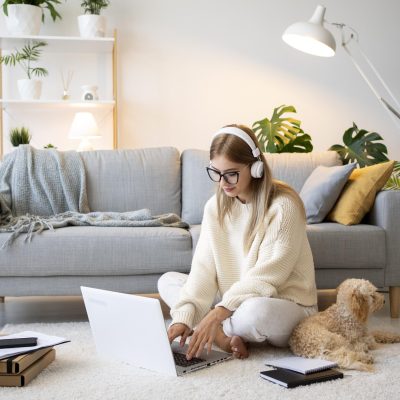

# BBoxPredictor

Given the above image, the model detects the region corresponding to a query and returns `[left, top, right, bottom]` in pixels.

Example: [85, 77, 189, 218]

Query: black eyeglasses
[206, 167, 240, 185]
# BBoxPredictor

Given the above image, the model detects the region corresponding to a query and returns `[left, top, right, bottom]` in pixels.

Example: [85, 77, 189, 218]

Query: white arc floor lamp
[282, 4, 400, 129]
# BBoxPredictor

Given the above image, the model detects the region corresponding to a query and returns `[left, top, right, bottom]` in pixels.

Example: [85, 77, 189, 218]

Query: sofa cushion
[327, 161, 396, 225]
[81, 147, 181, 216]
[307, 223, 385, 268]
[181, 150, 342, 224]
[264, 151, 342, 192]
[299, 163, 357, 224]
[0, 226, 193, 276]
[189, 222, 385, 269]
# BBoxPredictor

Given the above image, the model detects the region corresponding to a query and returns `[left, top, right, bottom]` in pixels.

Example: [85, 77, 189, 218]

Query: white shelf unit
[0, 99, 115, 109]
[0, 32, 118, 157]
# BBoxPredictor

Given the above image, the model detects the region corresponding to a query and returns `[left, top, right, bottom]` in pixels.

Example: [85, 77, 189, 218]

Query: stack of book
[0, 330, 69, 387]
[0, 347, 56, 387]
[260, 356, 344, 389]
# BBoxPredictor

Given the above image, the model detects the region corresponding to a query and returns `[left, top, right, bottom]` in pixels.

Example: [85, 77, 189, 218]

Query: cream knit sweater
[170, 193, 318, 329]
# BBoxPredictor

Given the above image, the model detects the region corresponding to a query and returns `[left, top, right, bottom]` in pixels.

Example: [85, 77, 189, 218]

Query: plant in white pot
[78, 0, 110, 38]
[9, 126, 32, 147]
[2, 0, 62, 36]
[0, 41, 48, 100]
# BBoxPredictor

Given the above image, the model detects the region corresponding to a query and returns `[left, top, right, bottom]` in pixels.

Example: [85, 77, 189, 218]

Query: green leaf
[0, 41, 48, 80]
[252, 104, 313, 153]
[9, 126, 31, 146]
[31, 67, 48, 77]
[383, 161, 400, 190]
[328, 122, 388, 167]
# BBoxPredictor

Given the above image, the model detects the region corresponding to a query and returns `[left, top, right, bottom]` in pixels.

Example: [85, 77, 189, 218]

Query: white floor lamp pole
[333, 23, 400, 129]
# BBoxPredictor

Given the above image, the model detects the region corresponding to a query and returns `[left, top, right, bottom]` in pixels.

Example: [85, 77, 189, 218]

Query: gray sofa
[0, 147, 399, 317]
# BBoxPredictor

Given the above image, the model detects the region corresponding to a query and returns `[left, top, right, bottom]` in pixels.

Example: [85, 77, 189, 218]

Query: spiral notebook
[264, 356, 338, 374]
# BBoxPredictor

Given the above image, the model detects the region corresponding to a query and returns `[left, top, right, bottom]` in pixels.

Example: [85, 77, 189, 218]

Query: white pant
[158, 271, 318, 347]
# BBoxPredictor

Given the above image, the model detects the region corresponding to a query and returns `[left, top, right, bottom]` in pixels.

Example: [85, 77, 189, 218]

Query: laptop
[81, 286, 232, 376]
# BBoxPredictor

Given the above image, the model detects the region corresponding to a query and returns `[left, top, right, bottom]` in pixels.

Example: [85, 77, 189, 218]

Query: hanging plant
[252, 105, 313, 153]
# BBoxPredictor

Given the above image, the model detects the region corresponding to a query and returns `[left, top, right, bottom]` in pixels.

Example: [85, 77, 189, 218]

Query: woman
[158, 124, 318, 360]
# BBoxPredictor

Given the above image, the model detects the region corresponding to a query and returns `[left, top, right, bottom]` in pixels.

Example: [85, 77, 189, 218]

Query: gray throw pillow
[300, 163, 357, 224]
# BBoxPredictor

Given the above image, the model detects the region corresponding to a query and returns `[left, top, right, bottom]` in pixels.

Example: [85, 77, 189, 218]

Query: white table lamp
[282, 5, 400, 129]
[69, 112, 100, 151]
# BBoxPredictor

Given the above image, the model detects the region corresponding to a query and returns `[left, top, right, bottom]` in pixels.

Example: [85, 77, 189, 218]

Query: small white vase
[5, 4, 42, 36]
[17, 79, 42, 100]
[78, 14, 106, 38]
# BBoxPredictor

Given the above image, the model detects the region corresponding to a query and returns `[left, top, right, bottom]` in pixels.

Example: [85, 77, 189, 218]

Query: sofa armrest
[367, 190, 400, 286]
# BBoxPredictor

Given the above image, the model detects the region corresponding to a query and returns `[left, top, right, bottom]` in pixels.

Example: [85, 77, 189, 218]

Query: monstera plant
[328, 123, 389, 167]
[329, 123, 399, 190]
[252, 105, 313, 153]
[252, 106, 399, 189]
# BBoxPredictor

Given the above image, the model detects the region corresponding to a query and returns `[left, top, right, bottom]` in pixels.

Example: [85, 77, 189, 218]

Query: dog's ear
[351, 290, 369, 322]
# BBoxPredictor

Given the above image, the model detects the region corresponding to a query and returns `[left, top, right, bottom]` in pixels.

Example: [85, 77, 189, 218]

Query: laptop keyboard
[173, 352, 205, 367]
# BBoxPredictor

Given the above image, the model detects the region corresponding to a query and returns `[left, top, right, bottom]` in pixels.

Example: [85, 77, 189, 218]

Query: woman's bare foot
[214, 325, 249, 359]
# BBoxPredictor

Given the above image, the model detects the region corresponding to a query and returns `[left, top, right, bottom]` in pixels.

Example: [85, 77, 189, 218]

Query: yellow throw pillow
[327, 160, 395, 225]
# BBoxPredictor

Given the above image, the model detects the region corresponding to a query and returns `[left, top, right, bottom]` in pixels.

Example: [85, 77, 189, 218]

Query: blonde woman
[158, 125, 318, 360]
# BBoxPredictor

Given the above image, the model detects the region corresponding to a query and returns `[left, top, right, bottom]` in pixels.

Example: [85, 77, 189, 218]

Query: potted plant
[252, 105, 313, 153]
[2, 1, 62, 36]
[0, 41, 48, 100]
[328, 122, 389, 167]
[9, 127, 31, 147]
[78, 0, 110, 38]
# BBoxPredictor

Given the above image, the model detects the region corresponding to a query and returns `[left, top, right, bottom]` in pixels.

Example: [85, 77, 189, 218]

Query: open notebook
[265, 356, 338, 374]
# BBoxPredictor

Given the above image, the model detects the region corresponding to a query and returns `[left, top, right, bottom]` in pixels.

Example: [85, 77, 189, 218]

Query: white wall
[1, 0, 400, 159]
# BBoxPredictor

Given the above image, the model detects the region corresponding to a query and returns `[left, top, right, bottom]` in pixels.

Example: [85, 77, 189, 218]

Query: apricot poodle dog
[289, 278, 400, 371]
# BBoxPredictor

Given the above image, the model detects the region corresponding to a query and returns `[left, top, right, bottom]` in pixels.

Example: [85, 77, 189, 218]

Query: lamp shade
[68, 112, 100, 139]
[282, 5, 336, 57]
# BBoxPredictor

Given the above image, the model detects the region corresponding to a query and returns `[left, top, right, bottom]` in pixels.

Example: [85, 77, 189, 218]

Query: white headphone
[212, 127, 264, 178]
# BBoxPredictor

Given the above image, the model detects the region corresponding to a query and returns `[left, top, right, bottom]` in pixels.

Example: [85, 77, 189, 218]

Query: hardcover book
[0, 347, 53, 374]
[259, 368, 344, 388]
[0, 349, 55, 387]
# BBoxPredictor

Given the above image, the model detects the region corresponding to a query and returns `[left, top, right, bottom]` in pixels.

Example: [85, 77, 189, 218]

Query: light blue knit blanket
[0, 145, 189, 249]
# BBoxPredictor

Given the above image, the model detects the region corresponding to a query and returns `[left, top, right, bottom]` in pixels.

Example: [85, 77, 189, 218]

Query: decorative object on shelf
[0, 40, 48, 100]
[68, 111, 101, 151]
[9, 126, 31, 147]
[329, 122, 389, 168]
[81, 84, 99, 101]
[2, 1, 62, 36]
[282, 4, 400, 131]
[78, 0, 110, 38]
[44, 143, 57, 149]
[61, 69, 74, 100]
[252, 105, 313, 153]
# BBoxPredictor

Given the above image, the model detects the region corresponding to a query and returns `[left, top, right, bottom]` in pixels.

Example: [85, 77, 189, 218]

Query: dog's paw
[358, 362, 375, 372]
[360, 353, 374, 364]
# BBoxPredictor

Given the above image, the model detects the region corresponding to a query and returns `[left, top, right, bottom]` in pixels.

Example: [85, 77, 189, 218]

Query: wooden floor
[0, 291, 399, 330]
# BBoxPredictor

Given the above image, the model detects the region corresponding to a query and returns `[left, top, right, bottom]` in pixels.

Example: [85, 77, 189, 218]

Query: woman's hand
[186, 307, 232, 360]
[167, 323, 193, 346]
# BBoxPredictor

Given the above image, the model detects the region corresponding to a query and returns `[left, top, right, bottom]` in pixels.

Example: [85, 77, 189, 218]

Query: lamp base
[77, 137, 94, 152]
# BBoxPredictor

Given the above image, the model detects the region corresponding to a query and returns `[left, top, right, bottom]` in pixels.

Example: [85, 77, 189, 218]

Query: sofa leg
[0, 297, 4, 303]
[389, 287, 400, 318]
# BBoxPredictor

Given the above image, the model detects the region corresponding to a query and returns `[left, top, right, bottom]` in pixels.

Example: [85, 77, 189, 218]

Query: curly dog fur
[289, 279, 400, 371]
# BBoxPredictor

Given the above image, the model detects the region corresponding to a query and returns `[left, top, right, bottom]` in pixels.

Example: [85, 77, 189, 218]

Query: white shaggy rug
[1, 321, 400, 400]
